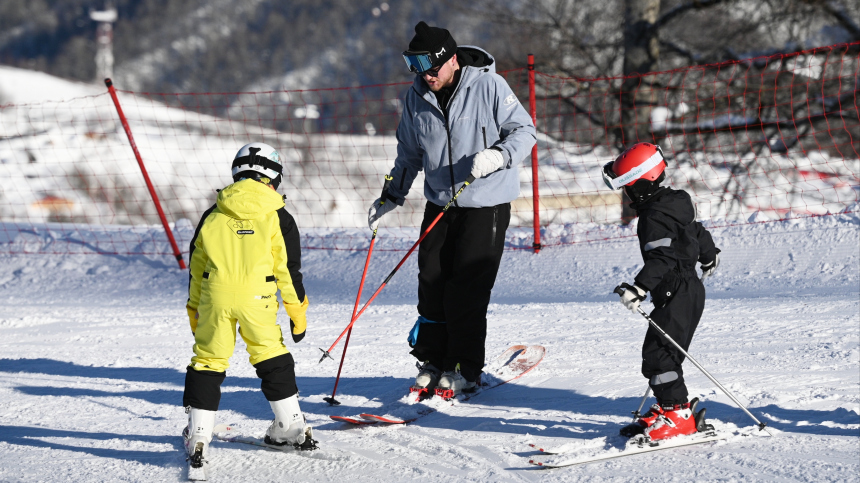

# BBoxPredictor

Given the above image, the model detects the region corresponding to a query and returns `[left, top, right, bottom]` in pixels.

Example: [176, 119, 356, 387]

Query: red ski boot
[619, 404, 664, 437]
[644, 402, 697, 441]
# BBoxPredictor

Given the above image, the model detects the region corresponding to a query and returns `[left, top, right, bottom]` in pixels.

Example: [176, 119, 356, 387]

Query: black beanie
[407, 21, 457, 67]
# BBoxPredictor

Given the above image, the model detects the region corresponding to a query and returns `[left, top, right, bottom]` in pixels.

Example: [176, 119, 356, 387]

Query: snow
[1, 63, 858, 482]
[0, 211, 858, 482]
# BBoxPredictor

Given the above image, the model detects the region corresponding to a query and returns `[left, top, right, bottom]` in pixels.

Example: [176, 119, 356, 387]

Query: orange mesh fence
[0, 42, 857, 260]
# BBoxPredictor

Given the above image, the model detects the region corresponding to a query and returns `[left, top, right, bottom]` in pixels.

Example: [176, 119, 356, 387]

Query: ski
[359, 413, 414, 424]
[329, 345, 545, 426]
[184, 424, 230, 481]
[214, 426, 319, 452]
[529, 430, 728, 468]
[186, 452, 207, 481]
[330, 415, 377, 425]
[528, 443, 563, 455]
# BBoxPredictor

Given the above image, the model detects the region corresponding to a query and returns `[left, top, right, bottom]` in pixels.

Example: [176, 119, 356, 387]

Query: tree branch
[650, 0, 733, 34]
[820, 0, 860, 40]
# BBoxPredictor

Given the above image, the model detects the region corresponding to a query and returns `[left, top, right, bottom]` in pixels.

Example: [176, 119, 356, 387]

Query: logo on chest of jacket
[229, 219, 255, 238]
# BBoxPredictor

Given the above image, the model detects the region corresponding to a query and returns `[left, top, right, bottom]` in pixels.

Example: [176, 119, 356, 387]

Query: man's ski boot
[435, 366, 478, 400]
[183, 407, 216, 472]
[410, 361, 441, 399]
[264, 394, 319, 450]
[643, 401, 699, 441]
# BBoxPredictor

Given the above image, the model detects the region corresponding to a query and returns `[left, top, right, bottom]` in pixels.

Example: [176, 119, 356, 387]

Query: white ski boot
[410, 361, 441, 397]
[435, 366, 478, 399]
[265, 394, 318, 450]
[183, 407, 216, 477]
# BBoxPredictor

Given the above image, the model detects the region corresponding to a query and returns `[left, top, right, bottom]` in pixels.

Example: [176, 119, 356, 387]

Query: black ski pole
[632, 386, 652, 420]
[614, 285, 772, 435]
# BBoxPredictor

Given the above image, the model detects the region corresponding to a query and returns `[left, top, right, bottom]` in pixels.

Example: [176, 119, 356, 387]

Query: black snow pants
[182, 353, 298, 410]
[641, 270, 705, 405]
[410, 200, 510, 382]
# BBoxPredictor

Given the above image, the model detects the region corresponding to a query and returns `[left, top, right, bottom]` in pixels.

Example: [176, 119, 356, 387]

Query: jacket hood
[457, 45, 495, 72]
[635, 188, 696, 225]
[216, 179, 285, 219]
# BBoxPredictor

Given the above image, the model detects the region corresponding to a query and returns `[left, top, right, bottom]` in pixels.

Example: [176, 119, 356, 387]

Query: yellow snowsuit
[186, 179, 308, 373]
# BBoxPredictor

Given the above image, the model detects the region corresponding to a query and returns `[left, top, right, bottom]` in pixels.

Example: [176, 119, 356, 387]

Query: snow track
[0, 215, 857, 481]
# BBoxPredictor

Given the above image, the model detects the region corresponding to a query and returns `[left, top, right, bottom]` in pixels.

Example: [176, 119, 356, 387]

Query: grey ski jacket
[385, 46, 536, 208]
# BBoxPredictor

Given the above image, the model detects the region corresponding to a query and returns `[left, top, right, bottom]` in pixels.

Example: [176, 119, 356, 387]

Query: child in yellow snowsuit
[182, 143, 316, 470]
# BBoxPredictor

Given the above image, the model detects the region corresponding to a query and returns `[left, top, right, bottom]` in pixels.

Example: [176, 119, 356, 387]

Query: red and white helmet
[602, 143, 667, 190]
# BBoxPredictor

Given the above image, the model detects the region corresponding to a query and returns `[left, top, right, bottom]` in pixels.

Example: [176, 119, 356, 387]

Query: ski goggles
[402, 51, 439, 76]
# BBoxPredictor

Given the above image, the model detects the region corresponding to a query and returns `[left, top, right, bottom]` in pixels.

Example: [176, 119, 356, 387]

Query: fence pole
[104, 78, 186, 269]
[527, 54, 541, 253]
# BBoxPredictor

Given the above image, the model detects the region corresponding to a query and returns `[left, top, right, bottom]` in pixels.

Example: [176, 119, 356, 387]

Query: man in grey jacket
[368, 21, 536, 398]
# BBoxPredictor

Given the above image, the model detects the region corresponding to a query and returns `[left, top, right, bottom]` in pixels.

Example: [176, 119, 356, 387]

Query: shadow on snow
[2, 358, 857, 455]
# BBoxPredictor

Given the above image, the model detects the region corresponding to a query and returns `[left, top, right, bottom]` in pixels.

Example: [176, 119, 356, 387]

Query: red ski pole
[318, 175, 475, 363]
[323, 228, 377, 406]
[322, 176, 393, 406]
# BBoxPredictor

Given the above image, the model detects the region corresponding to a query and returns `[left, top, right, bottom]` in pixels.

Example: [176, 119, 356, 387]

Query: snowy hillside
[0, 210, 857, 482]
[3, 65, 857, 249]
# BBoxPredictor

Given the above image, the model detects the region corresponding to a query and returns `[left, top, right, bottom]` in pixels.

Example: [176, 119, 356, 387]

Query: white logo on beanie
[435, 47, 446, 58]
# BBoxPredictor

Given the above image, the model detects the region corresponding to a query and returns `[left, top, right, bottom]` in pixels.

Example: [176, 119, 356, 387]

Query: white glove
[471, 148, 505, 179]
[367, 197, 398, 230]
[701, 251, 720, 278]
[618, 283, 647, 312]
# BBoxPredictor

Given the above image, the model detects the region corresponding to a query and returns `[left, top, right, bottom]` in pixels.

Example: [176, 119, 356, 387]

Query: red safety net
[0, 42, 857, 260]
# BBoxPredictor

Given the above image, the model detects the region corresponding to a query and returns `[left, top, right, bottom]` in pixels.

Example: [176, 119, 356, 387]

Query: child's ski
[529, 430, 728, 468]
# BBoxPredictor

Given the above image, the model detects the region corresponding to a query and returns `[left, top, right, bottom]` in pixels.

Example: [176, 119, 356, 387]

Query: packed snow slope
[0, 213, 858, 482]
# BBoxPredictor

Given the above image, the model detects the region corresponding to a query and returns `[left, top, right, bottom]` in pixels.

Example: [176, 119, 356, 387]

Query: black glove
[290, 319, 305, 343]
[701, 248, 721, 278]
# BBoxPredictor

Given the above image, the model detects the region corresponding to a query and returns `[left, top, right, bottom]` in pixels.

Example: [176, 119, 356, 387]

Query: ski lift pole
[613, 285, 772, 435]
[319, 175, 476, 363]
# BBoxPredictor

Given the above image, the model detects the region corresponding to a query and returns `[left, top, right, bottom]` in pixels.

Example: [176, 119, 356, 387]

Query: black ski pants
[410, 201, 510, 382]
[641, 271, 705, 405]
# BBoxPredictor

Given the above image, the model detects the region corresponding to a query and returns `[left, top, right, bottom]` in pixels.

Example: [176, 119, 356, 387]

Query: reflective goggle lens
[402, 52, 434, 74]
[602, 161, 619, 190]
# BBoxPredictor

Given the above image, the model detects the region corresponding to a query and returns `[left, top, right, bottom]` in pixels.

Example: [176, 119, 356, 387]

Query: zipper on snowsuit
[414, 73, 468, 208]
[445, 110, 456, 207]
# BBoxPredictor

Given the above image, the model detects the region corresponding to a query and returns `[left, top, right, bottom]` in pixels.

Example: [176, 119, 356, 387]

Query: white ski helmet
[231, 142, 283, 189]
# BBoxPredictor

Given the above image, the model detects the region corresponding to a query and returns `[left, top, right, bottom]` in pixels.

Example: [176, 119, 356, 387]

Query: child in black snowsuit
[602, 142, 721, 441]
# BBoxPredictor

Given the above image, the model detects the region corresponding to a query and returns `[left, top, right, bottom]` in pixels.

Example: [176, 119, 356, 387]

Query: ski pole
[323, 176, 392, 405]
[319, 175, 476, 363]
[632, 386, 652, 420]
[613, 286, 772, 435]
[323, 228, 377, 406]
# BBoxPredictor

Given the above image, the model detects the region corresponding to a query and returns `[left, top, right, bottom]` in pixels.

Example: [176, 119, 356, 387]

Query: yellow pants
[189, 289, 288, 372]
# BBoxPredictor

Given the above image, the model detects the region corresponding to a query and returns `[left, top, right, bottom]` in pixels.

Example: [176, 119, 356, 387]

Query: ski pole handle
[613, 285, 626, 297]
